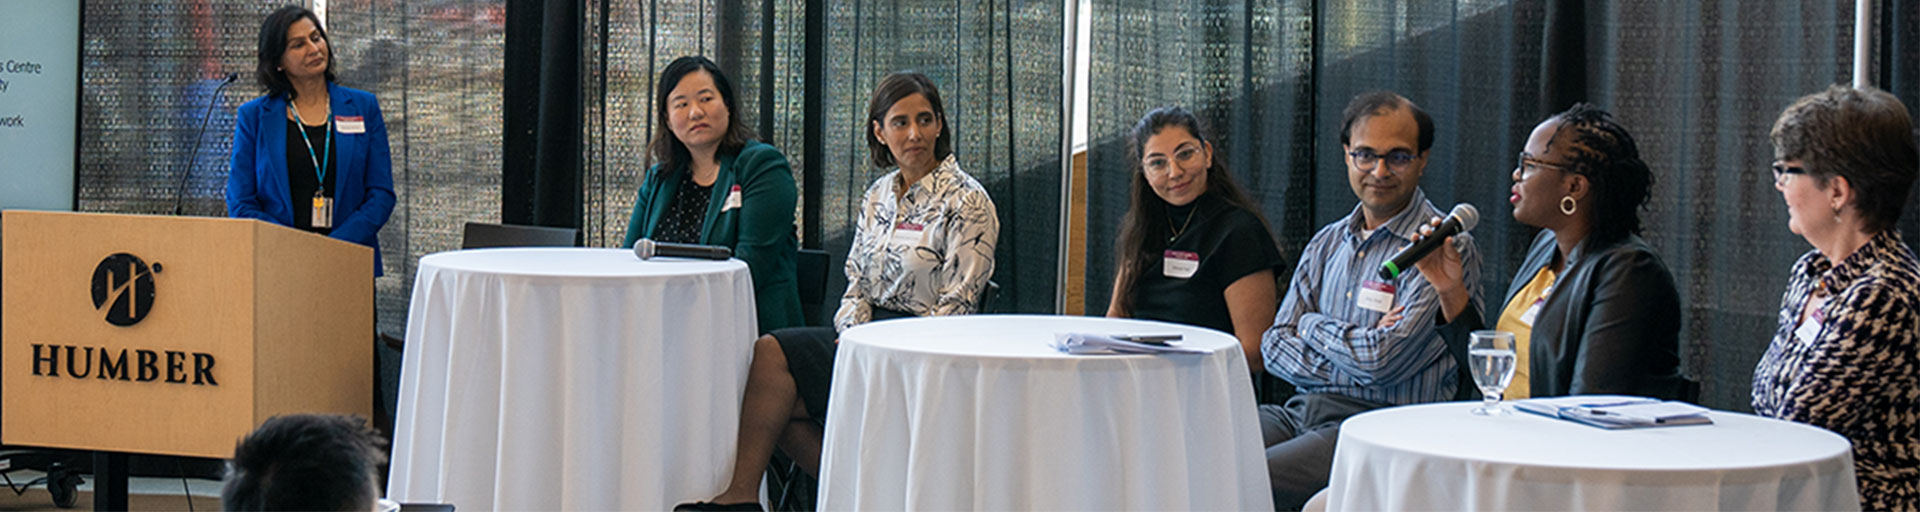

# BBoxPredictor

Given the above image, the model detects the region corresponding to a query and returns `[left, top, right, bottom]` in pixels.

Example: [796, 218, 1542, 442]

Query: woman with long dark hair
[1107, 106, 1285, 373]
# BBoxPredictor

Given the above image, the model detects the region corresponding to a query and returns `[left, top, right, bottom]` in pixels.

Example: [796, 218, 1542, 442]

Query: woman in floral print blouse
[1751, 85, 1919, 511]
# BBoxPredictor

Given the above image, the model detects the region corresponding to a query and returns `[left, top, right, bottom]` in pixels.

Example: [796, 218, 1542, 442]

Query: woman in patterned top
[1751, 85, 1919, 511]
[677, 71, 998, 512]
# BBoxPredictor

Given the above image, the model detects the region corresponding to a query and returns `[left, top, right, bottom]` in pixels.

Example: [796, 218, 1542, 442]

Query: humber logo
[90, 253, 161, 326]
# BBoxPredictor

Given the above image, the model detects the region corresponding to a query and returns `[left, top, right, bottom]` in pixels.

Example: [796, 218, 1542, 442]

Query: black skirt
[772, 306, 913, 420]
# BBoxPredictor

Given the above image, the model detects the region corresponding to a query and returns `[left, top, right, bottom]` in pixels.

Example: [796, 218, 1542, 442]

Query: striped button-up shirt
[1263, 188, 1483, 406]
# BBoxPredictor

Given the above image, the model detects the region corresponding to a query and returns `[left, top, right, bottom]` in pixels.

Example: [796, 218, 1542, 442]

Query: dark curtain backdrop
[582, 0, 1063, 315]
[1088, 0, 1880, 411]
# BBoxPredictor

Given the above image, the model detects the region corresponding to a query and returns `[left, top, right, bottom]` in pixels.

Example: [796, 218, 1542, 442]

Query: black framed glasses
[1517, 152, 1577, 179]
[1348, 149, 1419, 173]
[1771, 162, 1807, 186]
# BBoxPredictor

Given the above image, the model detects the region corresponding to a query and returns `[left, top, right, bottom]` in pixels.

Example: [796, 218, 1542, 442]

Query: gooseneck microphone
[633, 238, 733, 261]
[1378, 203, 1479, 280]
[173, 73, 239, 216]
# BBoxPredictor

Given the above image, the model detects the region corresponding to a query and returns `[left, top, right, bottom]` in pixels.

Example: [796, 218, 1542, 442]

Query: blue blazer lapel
[329, 83, 363, 190]
[260, 97, 293, 224]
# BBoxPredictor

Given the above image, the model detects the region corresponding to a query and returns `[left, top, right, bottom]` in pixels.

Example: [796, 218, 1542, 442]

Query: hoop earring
[1559, 196, 1577, 216]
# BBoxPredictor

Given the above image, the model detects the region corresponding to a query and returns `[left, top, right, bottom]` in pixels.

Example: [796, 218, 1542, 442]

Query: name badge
[335, 115, 366, 134]
[1793, 295, 1830, 346]
[722, 185, 743, 212]
[1518, 284, 1553, 327]
[1162, 250, 1199, 279]
[1356, 280, 1396, 313]
[311, 193, 333, 229]
[890, 221, 924, 247]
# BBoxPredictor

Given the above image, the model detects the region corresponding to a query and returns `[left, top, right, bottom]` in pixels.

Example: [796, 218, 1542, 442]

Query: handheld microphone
[1378, 203, 1479, 280]
[172, 73, 239, 216]
[633, 238, 733, 261]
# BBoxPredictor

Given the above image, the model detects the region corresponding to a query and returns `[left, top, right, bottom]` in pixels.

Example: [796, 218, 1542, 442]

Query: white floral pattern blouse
[834, 154, 999, 332]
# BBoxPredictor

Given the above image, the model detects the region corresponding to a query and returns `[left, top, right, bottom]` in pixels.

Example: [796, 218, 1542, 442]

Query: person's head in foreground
[223, 414, 387, 511]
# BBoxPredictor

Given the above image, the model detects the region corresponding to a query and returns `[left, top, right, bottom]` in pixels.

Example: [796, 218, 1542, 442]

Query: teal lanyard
[288, 100, 332, 194]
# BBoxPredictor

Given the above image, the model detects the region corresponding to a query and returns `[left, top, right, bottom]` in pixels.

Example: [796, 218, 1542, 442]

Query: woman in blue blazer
[229, 6, 395, 276]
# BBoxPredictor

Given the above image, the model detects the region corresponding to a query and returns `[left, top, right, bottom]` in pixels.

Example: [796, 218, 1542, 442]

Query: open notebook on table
[1512, 395, 1713, 429]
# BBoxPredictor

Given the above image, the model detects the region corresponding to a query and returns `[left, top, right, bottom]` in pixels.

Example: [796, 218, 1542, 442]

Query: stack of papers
[1050, 333, 1213, 355]
[1512, 395, 1714, 429]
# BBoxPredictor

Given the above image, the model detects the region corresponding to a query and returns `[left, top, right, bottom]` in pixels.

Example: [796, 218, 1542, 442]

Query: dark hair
[1545, 103, 1654, 245]
[255, 5, 336, 100]
[222, 414, 386, 512]
[1339, 91, 1435, 152]
[1111, 106, 1275, 315]
[1770, 85, 1920, 234]
[865, 71, 954, 168]
[647, 56, 756, 173]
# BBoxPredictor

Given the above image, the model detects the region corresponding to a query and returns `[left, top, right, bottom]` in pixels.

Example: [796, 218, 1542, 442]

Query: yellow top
[1494, 265, 1557, 399]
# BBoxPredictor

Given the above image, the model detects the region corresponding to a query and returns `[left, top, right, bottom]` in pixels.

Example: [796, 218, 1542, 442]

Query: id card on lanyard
[291, 102, 334, 229]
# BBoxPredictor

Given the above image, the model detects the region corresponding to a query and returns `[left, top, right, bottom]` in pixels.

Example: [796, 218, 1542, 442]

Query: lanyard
[289, 101, 333, 194]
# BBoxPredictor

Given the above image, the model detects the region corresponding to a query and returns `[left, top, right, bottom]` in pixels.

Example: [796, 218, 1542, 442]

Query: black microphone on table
[172, 73, 239, 216]
[633, 238, 733, 260]
[1378, 203, 1480, 281]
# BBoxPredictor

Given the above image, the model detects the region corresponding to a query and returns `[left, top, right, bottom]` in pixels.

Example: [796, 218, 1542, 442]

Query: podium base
[90, 452, 126, 512]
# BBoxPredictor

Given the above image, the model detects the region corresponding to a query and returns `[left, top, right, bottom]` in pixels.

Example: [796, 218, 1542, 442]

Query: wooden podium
[1, 211, 373, 464]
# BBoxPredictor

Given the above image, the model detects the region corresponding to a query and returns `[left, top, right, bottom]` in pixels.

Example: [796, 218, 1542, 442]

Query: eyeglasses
[1517, 152, 1576, 179]
[1143, 144, 1205, 176]
[1348, 149, 1419, 173]
[1771, 162, 1807, 186]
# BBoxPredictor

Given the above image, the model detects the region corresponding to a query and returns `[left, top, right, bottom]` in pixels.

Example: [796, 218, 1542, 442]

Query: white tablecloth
[818, 315, 1272, 511]
[1327, 402, 1859, 511]
[387, 248, 758, 511]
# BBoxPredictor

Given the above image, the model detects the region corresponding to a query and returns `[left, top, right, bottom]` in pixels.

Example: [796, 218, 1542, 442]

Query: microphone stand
[172, 73, 238, 216]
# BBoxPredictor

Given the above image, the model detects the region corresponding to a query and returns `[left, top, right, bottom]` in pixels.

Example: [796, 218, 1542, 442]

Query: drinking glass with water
[1468, 330, 1517, 415]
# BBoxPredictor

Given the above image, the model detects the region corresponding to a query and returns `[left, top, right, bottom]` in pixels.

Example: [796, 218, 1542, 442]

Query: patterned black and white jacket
[833, 155, 999, 332]
[1752, 230, 1919, 511]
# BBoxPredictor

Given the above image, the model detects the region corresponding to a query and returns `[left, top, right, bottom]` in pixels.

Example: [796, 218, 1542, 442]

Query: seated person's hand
[1410, 216, 1465, 291]
[1410, 216, 1470, 323]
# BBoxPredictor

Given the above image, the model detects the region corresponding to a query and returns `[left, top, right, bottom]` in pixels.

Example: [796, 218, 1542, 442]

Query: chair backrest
[796, 249, 832, 327]
[461, 222, 578, 249]
[976, 280, 1001, 314]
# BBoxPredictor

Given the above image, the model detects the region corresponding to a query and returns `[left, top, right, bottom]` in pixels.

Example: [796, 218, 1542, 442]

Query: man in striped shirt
[1258, 91, 1485, 510]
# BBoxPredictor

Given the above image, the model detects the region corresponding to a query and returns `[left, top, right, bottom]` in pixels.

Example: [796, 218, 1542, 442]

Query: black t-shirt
[1128, 193, 1286, 335]
[654, 169, 712, 244]
[285, 118, 338, 235]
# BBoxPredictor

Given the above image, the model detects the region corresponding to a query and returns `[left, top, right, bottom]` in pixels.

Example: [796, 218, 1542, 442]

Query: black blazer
[1446, 230, 1685, 399]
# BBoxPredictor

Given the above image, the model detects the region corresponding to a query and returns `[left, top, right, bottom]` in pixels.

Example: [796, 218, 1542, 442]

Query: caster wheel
[47, 463, 82, 509]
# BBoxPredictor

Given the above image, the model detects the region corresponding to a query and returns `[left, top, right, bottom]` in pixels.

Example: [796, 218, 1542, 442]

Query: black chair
[976, 280, 1001, 314]
[380, 222, 580, 351]
[796, 249, 832, 327]
[459, 221, 579, 250]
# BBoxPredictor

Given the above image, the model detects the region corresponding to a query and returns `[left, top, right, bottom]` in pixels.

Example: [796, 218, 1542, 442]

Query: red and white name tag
[889, 221, 925, 247]
[722, 184, 743, 212]
[335, 115, 366, 134]
[1162, 250, 1199, 278]
[1356, 280, 1396, 313]
[1794, 295, 1830, 346]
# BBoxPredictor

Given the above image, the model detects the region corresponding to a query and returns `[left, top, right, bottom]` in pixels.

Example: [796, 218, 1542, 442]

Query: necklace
[1168, 207, 1196, 243]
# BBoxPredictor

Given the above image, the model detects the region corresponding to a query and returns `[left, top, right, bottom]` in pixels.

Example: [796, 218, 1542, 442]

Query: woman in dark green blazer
[622, 56, 803, 333]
